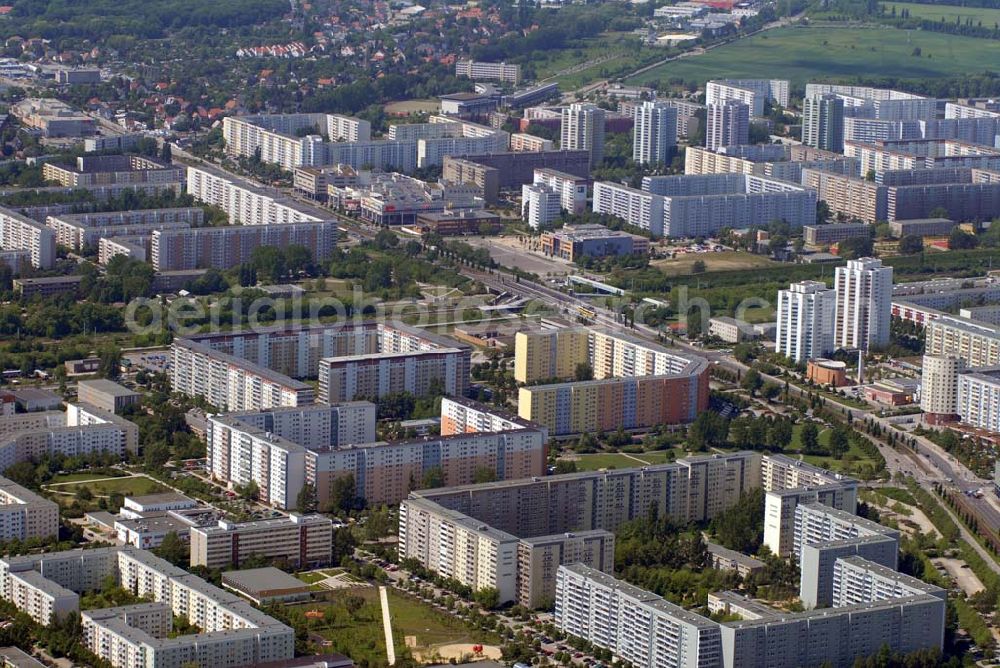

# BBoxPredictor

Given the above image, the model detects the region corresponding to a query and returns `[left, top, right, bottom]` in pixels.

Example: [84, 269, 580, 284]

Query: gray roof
[221, 566, 311, 595]
[77, 378, 139, 397]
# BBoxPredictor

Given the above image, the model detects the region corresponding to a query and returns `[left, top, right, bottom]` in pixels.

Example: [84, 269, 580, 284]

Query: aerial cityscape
[0, 0, 998, 667]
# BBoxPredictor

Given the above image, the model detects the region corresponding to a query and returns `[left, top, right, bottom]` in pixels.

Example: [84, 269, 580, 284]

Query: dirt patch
[385, 99, 440, 115]
[412, 643, 502, 663]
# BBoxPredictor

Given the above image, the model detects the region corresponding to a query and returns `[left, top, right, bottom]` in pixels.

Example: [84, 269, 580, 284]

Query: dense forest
[3, 0, 289, 39]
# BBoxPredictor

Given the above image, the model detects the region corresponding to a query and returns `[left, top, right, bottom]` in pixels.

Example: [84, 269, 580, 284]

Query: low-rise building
[806, 358, 849, 387]
[76, 379, 140, 415]
[221, 566, 313, 605]
[708, 316, 756, 343]
[706, 541, 765, 577]
[12, 276, 81, 298]
[887, 217, 956, 237]
[541, 224, 648, 262]
[802, 223, 872, 247]
[413, 209, 502, 236]
[11, 98, 94, 137]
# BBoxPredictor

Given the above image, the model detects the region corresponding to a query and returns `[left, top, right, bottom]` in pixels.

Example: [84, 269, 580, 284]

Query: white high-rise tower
[776, 280, 837, 363]
[633, 100, 678, 165]
[834, 257, 893, 352]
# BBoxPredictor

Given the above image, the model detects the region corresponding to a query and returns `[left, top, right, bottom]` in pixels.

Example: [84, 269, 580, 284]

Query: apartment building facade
[150, 220, 339, 271]
[706, 79, 790, 117]
[706, 100, 750, 152]
[0, 207, 56, 269]
[186, 163, 328, 226]
[834, 258, 893, 352]
[46, 207, 204, 250]
[633, 100, 678, 165]
[0, 475, 59, 541]
[775, 280, 837, 363]
[189, 514, 334, 569]
[926, 316, 1000, 367]
[400, 452, 761, 606]
[454, 60, 521, 84]
[957, 366, 1000, 432]
[555, 565, 723, 668]
[561, 104, 606, 167]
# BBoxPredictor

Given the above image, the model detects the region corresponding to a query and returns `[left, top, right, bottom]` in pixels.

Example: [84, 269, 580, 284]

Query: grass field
[297, 588, 491, 663]
[651, 251, 780, 278]
[881, 1, 1000, 25]
[48, 471, 128, 485]
[628, 25, 1000, 86]
[570, 449, 685, 470]
[778, 424, 880, 475]
[55, 476, 170, 498]
[534, 33, 660, 89]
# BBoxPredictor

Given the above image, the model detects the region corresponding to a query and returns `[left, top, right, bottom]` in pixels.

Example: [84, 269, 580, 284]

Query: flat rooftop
[77, 378, 139, 397]
[222, 566, 311, 595]
[126, 492, 193, 507]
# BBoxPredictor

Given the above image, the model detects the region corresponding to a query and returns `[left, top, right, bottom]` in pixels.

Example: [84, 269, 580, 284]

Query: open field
[296, 588, 493, 663]
[651, 251, 779, 277]
[882, 1, 1000, 25]
[52, 476, 170, 498]
[567, 449, 685, 470]
[48, 471, 128, 485]
[533, 32, 660, 89]
[628, 25, 1000, 86]
[384, 99, 439, 116]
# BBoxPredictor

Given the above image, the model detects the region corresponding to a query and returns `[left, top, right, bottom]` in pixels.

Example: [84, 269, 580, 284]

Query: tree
[741, 369, 763, 396]
[828, 426, 850, 459]
[948, 228, 979, 250]
[421, 467, 445, 489]
[837, 235, 874, 260]
[687, 411, 730, 451]
[761, 382, 781, 401]
[473, 586, 500, 610]
[296, 482, 318, 513]
[154, 531, 188, 567]
[237, 480, 259, 501]
[691, 259, 707, 274]
[574, 362, 594, 381]
[327, 474, 361, 514]
[473, 467, 497, 484]
[98, 345, 122, 380]
[709, 488, 765, 553]
[898, 234, 923, 254]
[75, 486, 93, 502]
[800, 422, 821, 454]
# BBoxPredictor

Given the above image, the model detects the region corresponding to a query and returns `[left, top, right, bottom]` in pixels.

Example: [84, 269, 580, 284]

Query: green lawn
[570, 449, 685, 471]
[882, 1, 1000, 25]
[533, 33, 661, 89]
[48, 471, 128, 485]
[297, 588, 491, 662]
[784, 424, 832, 452]
[779, 424, 879, 476]
[58, 476, 169, 498]
[628, 25, 1000, 86]
[296, 572, 326, 584]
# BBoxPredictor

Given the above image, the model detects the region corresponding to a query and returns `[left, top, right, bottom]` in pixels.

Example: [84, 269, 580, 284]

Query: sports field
[628, 25, 1000, 86]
